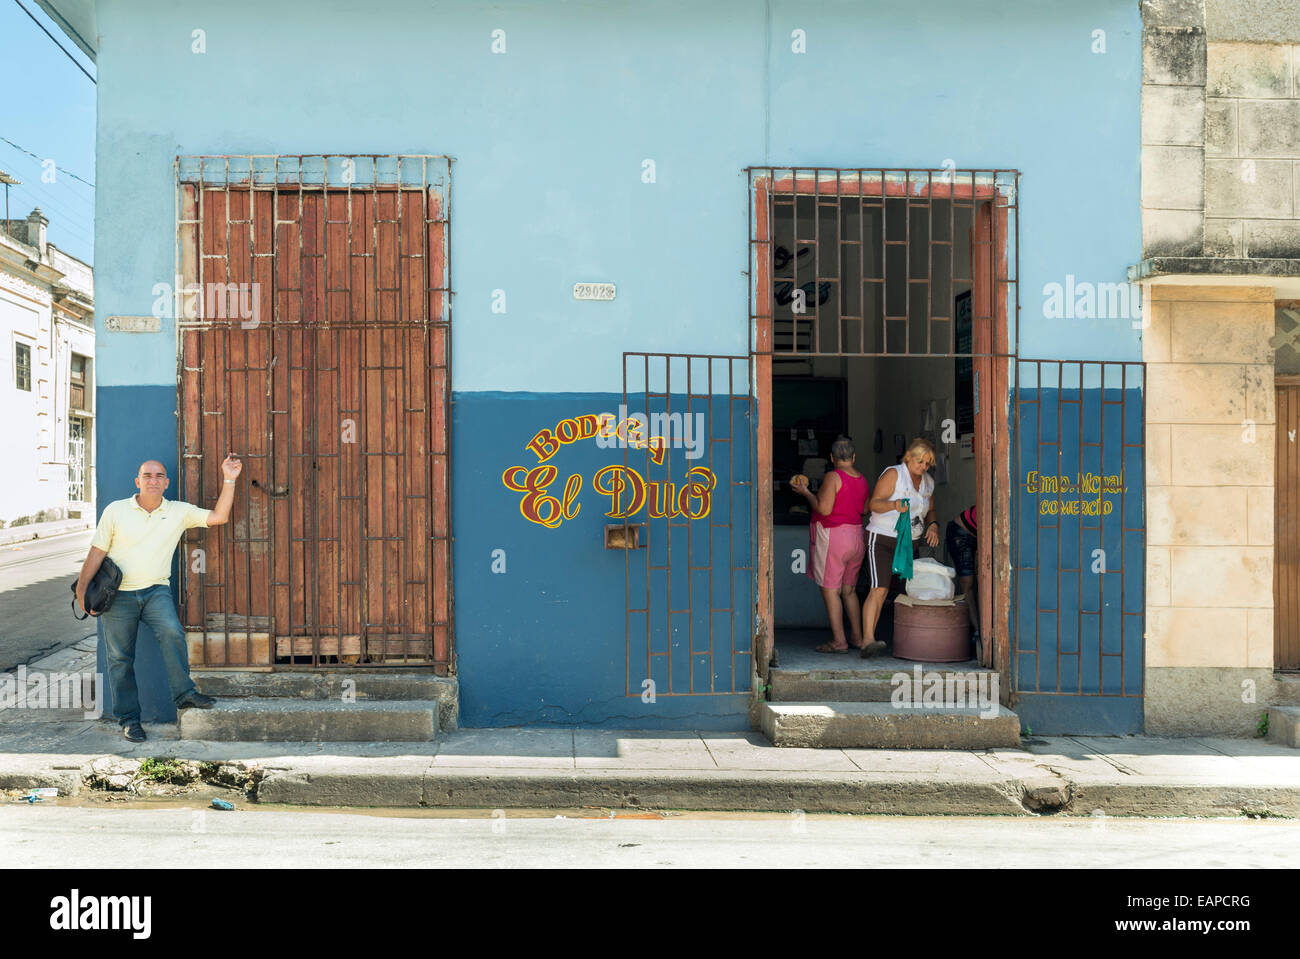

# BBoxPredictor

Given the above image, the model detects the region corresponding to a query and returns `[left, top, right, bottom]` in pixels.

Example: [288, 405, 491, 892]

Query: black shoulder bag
[71, 556, 123, 620]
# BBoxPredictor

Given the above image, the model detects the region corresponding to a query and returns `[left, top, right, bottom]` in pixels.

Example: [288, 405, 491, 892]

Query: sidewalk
[0, 518, 92, 547]
[2, 707, 1299, 817]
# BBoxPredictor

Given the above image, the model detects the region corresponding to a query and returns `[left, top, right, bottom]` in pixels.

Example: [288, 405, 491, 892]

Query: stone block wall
[1141, 0, 1300, 258]
[1141, 1, 1208, 256]
[1144, 284, 1278, 734]
[1205, 43, 1300, 256]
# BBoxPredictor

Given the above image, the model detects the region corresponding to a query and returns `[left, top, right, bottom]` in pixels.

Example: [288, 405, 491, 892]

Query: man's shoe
[176, 691, 216, 709]
[123, 722, 146, 743]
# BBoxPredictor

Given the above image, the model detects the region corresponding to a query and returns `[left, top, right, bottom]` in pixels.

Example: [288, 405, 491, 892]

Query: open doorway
[751, 169, 1013, 684]
[771, 369, 982, 672]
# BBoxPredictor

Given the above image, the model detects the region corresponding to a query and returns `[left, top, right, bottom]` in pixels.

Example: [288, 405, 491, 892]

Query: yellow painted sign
[504, 413, 717, 528]
[1024, 471, 1126, 516]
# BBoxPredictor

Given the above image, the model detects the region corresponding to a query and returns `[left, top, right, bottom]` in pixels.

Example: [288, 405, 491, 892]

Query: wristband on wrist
[223, 479, 236, 485]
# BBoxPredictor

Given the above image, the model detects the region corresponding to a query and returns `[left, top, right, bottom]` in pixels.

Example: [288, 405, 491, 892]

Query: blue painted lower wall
[1013, 694, 1144, 737]
[1010, 378, 1146, 735]
[453, 391, 752, 729]
[94, 385, 190, 723]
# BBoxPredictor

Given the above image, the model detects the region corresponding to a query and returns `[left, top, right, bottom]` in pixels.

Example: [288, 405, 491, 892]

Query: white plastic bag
[906, 557, 956, 601]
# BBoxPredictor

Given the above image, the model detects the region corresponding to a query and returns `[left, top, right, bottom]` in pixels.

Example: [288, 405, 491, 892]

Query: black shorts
[863, 530, 934, 589]
[945, 520, 976, 577]
[864, 530, 896, 590]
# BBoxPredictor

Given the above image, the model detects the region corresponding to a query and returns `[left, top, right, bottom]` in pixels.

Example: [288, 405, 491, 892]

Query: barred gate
[620, 353, 754, 696]
[175, 155, 453, 671]
[1012, 359, 1145, 733]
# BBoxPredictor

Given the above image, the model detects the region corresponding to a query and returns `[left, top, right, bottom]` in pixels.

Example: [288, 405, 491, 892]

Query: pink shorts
[808, 523, 866, 589]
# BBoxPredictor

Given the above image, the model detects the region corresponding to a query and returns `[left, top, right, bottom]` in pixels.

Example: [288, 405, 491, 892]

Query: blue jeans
[99, 584, 196, 726]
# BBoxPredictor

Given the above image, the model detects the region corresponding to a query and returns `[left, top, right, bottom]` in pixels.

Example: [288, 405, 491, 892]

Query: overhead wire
[10, 0, 95, 84]
[6, 181, 94, 236]
[3, 188, 95, 257]
[0, 141, 95, 257]
[0, 136, 95, 191]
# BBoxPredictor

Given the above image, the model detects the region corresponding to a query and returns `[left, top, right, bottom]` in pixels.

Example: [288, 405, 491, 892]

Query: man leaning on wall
[75, 455, 242, 742]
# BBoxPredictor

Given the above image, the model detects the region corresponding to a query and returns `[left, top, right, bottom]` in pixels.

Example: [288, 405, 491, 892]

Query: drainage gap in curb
[83, 757, 264, 800]
[1018, 771, 1074, 815]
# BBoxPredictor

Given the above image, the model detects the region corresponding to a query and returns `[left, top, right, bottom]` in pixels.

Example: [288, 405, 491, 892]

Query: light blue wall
[93, 0, 1142, 392]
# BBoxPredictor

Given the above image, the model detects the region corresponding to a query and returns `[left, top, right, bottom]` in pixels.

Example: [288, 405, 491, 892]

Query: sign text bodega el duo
[503, 414, 717, 528]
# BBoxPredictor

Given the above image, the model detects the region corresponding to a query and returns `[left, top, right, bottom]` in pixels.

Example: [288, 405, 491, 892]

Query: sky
[0, 0, 96, 263]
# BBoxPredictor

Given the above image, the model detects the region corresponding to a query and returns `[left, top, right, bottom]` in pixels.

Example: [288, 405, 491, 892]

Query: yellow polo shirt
[89, 495, 212, 591]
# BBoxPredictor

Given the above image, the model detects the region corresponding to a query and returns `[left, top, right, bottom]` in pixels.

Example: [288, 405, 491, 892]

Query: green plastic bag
[891, 499, 914, 579]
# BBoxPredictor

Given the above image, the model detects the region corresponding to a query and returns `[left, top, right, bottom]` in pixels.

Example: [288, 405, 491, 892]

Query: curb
[0, 758, 90, 796]
[258, 766, 1036, 816]
[1070, 783, 1300, 819]
[5, 756, 1300, 818]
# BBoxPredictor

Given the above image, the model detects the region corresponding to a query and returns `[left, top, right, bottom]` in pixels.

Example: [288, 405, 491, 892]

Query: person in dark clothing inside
[945, 504, 979, 653]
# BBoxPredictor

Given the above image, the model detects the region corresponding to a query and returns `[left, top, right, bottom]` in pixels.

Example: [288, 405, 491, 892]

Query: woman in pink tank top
[790, 435, 870, 653]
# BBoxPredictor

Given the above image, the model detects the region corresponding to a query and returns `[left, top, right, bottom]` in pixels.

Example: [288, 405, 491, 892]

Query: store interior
[768, 191, 980, 650]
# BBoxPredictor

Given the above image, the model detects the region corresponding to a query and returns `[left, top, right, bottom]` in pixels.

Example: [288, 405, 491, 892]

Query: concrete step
[193, 671, 458, 730]
[1266, 705, 1300, 748]
[178, 699, 437, 742]
[759, 701, 1021, 749]
[769, 664, 998, 703]
[1273, 676, 1300, 706]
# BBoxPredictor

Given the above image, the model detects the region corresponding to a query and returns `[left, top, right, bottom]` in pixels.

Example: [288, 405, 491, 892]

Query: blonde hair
[904, 437, 936, 466]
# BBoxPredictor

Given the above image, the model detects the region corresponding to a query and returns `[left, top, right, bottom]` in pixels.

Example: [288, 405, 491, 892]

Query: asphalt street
[3, 805, 1297, 868]
[0, 531, 95, 669]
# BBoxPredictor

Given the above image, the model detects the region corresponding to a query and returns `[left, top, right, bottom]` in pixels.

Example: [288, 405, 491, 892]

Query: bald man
[76, 455, 242, 742]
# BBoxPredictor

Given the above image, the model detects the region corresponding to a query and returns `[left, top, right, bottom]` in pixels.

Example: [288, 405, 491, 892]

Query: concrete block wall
[1204, 43, 1300, 255]
[1144, 284, 1278, 734]
[1142, 0, 1300, 258]
[1138, 1, 1300, 735]
[1141, 0, 1207, 256]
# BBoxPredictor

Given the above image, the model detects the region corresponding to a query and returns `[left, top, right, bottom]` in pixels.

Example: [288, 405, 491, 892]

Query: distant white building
[0, 202, 95, 530]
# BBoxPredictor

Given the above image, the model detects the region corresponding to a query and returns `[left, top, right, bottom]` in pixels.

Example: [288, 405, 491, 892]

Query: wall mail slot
[605, 523, 645, 549]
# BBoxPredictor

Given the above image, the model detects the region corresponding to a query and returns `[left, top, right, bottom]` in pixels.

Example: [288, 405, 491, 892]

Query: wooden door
[971, 200, 1011, 676]
[179, 181, 451, 670]
[1277, 377, 1300, 670]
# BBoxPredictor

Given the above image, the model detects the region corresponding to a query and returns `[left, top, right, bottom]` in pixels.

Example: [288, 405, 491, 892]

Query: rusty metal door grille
[621, 353, 754, 696]
[1012, 359, 1145, 701]
[747, 167, 1019, 359]
[175, 155, 452, 671]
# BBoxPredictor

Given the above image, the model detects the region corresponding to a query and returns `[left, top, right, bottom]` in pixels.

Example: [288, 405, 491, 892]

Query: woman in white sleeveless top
[860, 437, 940, 657]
